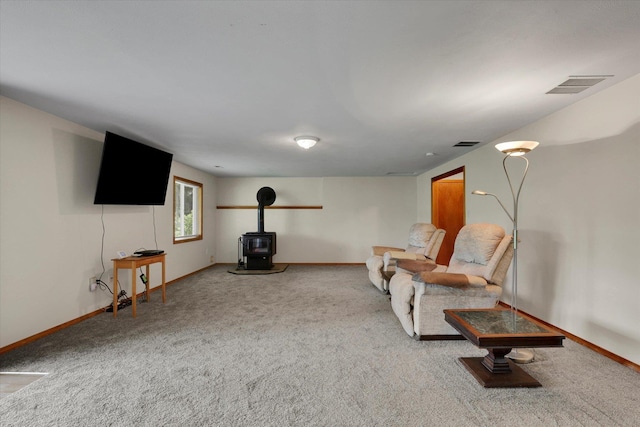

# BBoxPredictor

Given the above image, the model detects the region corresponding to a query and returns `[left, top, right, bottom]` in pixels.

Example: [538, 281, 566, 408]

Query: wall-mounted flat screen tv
[94, 131, 173, 205]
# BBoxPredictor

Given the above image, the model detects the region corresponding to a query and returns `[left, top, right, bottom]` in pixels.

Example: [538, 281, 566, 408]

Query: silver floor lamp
[472, 140, 539, 364]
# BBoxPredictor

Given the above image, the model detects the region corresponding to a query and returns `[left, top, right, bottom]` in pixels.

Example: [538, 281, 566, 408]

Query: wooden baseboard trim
[416, 334, 466, 341]
[0, 309, 104, 355]
[0, 264, 217, 355]
[497, 301, 639, 373]
[219, 262, 365, 266]
[217, 205, 323, 209]
[285, 262, 365, 266]
[165, 263, 216, 286]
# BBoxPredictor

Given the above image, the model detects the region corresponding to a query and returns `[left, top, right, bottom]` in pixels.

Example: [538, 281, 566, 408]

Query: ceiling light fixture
[495, 140, 539, 156]
[294, 136, 319, 149]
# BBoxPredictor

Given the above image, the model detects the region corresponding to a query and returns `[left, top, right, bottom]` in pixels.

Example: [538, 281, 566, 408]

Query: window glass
[174, 176, 203, 243]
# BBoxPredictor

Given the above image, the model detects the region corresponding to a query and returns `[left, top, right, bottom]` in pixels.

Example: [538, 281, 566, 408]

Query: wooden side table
[111, 253, 166, 318]
[444, 308, 565, 387]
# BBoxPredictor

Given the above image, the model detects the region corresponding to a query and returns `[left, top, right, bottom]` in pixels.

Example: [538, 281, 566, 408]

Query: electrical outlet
[89, 276, 97, 292]
[210, 256, 215, 263]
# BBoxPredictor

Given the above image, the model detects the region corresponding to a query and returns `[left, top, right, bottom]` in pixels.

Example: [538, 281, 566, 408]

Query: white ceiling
[2, 1, 640, 177]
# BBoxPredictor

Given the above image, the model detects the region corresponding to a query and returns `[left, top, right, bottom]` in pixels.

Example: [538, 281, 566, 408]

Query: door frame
[431, 166, 466, 222]
[431, 166, 466, 264]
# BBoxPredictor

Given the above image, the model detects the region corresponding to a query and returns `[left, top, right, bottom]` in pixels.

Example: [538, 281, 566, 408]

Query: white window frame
[173, 176, 203, 244]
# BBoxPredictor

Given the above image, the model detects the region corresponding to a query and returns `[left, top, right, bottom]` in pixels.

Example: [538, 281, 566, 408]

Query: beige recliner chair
[365, 223, 445, 293]
[389, 223, 514, 339]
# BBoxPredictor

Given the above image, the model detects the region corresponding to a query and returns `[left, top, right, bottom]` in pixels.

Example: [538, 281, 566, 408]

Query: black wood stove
[240, 187, 277, 270]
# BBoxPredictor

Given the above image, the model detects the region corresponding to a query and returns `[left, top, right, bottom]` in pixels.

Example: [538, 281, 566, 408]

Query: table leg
[131, 264, 137, 318]
[161, 258, 166, 303]
[113, 264, 119, 318]
[460, 349, 542, 388]
[145, 264, 150, 302]
[482, 348, 512, 373]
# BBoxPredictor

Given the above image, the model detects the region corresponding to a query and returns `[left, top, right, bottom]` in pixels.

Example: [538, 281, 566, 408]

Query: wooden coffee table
[444, 308, 565, 388]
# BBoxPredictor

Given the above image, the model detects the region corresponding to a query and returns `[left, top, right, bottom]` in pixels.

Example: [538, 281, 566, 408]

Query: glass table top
[453, 310, 548, 335]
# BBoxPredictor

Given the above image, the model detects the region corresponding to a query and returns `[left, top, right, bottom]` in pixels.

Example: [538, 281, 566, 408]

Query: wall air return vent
[454, 141, 481, 147]
[546, 75, 612, 94]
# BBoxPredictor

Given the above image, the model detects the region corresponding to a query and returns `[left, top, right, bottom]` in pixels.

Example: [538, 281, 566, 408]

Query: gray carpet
[1, 265, 639, 426]
[227, 263, 289, 275]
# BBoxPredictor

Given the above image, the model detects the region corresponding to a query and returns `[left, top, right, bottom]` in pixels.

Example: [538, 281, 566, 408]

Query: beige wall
[0, 97, 218, 347]
[418, 73, 640, 365]
[3, 72, 639, 366]
[215, 176, 418, 263]
[0, 96, 418, 348]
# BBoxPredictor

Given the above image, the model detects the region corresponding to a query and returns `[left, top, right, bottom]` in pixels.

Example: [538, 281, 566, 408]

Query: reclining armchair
[389, 223, 514, 339]
[365, 223, 445, 293]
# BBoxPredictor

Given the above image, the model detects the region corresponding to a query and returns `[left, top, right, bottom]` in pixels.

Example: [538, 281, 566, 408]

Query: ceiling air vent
[454, 141, 480, 147]
[386, 172, 417, 176]
[546, 75, 613, 95]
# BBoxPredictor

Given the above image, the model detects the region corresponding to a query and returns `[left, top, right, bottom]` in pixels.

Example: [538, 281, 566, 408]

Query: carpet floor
[1, 265, 639, 426]
[227, 263, 289, 275]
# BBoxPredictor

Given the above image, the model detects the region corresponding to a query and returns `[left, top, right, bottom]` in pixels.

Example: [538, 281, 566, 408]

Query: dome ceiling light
[294, 136, 319, 150]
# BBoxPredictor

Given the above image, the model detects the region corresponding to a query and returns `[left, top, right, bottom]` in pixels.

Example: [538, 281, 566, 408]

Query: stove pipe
[258, 204, 265, 233]
[256, 187, 276, 233]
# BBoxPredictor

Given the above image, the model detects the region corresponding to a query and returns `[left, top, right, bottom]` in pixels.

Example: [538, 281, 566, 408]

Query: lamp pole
[472, 141, 538, 363]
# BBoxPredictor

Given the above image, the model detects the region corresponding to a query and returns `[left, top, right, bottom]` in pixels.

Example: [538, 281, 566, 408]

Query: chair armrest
[371, 246, 405, 256]
[385, 252, 429, 272]
[396, 258, 437, 272]
[389, 272, 417, 336]
[432, 265, 447, 273]
[385, 251, 425, 260]
[412, 271, 487, 289]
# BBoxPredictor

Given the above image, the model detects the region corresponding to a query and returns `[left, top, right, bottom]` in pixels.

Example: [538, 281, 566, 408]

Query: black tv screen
[94, 131, 173, 205]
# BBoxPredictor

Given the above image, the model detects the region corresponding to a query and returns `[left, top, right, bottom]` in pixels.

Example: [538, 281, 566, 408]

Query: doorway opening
[431, 166, 465, 265]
